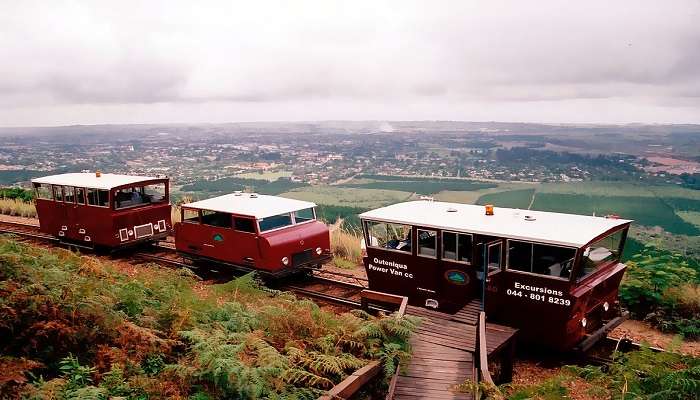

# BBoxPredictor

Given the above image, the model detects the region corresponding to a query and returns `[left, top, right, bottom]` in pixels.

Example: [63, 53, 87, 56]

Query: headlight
[581, 318, 587, 328]
[316, 247, 322, 255]
[281, 257, 289, 266]
[603, 302, 610, 312]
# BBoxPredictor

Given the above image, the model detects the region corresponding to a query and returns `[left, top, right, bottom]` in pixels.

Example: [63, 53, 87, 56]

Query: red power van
[360, 200, 632, 351]
[31, 172, 171, 248]
[175, 192, 331, 277]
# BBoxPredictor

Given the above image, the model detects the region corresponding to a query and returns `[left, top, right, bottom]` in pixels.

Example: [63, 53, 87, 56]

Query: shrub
[0, 237, 416, 399]
[620, 246, 700, 338]
[569, 345, 700, 399]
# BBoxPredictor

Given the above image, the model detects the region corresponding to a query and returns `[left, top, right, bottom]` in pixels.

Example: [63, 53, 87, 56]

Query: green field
[234, 170, 292, 181]
[677, 211, 700, 229]
[280, 186, 414, 208]
[475, 189, 535, 209]
[340, 176, 495, 194]
[180, 176, 306, 195]
[531, 193, 700, 236]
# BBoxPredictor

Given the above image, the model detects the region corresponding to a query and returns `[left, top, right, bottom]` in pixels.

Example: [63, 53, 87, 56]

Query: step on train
[30, 172, 631, 351]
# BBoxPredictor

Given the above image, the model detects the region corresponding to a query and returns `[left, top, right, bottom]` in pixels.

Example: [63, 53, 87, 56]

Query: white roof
[32, 173, 163, 190]
[359, 201, 632, 248]
[183, 193, 317, 219]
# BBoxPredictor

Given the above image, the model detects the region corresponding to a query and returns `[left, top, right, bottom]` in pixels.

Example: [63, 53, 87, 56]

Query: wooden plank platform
[391, 301, 517, 400]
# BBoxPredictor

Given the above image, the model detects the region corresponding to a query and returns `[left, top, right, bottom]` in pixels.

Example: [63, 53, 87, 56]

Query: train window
[259, 212, 293, 232]
[87, 188, 109, 207]
[488, 242, 502, 273]
[53, 185, 63, 202]
[579, 230, 624, 280]
[442, 232, 473, 264]
[417, 229, 437, 257]
[293, 208, 315, 223]
[365, 221, 411, 252]
[114, 187, 146, 209]
[234, 217, 256, 233]
[182, 209, 199, 224]
[201, 210, 232, 228]
[34, 183, 52, 200]
[143, 183, 167, 203]
[507, 240, 577, 279]
[63, 186, 76, 203]
[75, 187, 86, 204]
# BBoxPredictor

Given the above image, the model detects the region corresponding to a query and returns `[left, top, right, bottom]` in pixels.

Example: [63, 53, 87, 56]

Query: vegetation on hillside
[490, 346, 700, 399]
[619, 246, 700, 339]
[0, 237, 417, 399]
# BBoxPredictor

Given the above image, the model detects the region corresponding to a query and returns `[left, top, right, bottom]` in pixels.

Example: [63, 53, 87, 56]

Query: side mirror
[583, 247, 591, 257]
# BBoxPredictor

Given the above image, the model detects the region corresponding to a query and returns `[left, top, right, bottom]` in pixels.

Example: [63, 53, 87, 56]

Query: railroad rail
[0, 219, 369, 309]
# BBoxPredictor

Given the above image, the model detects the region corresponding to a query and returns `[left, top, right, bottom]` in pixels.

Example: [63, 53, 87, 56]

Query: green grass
[280, 186, 413, 208]
[475, 189, 535, 209]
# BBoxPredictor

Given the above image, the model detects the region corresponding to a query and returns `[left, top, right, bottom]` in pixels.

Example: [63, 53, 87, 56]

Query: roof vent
[234, 191, 243, 196]
[95, 170, 102, 178]
[249, 193, 258, 198]
[420, 195, 434, 202]
[524, 215, 536, 221]
[446, 208, 458, 213]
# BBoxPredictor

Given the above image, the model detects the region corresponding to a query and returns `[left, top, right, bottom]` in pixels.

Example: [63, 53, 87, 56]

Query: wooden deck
[390, 300, 517, 400]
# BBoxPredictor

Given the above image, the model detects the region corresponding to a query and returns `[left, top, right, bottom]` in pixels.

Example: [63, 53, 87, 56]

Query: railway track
[0, 219, 367, 309]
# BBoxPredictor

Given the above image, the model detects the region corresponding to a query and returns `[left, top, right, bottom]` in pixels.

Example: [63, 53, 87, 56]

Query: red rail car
[359, 200, 631, 350]
[175, 192, 331, 276]
[31, 172, 171, 248]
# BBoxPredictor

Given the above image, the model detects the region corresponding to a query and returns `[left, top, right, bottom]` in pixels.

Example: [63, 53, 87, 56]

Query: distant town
[1, 121, 698, 190]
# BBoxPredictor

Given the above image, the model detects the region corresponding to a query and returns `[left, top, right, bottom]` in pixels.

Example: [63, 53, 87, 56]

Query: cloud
[0, 0, 699, 125]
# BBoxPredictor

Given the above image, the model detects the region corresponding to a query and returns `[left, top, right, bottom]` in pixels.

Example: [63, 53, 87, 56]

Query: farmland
[280, 186, 414, 209]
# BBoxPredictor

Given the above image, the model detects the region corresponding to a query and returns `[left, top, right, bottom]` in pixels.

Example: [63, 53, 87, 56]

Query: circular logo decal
[213, 233, 224, 242]
[299, 239, 305, 245]
[445, 270, 469, 285]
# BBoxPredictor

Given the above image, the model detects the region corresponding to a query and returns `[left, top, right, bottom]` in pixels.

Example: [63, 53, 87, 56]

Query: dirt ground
[0, 214, 40, 226]
[610, 319, 700, 356]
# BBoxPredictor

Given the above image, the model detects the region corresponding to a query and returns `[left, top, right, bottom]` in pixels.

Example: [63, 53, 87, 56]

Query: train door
[63, 186, 80, 240]
[232, 216, 260, 266]
[52, 185, 68, 238]
[439, 231, 477, 311]
[475, 236, 505, 310]
[414, 226, 440, 307]
[198, 210, 235, 260]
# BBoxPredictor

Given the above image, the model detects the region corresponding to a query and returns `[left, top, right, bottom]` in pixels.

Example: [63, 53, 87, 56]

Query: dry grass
[665, 284, 700, 315]
[170, 195, 194, 224]
[0, 199, 36, 218]
[331, 229, 363, 267]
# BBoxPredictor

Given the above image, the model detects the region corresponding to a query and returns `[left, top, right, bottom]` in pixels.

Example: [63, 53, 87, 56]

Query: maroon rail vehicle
[359, 200, 631, 350]
[31, 172, 171, 248]
[175, 193, 331, 276]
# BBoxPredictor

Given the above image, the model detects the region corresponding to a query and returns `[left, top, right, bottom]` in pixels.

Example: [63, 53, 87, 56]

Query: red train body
[360, 200, 631, 351]
[31, 173, 171, 248]
[175, 192, 331, 276]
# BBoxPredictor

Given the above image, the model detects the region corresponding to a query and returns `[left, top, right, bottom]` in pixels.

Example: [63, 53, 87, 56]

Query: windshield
[114, 183, 167, 210]
[579, 229, 625, 280]
[258, 213, 293, 232]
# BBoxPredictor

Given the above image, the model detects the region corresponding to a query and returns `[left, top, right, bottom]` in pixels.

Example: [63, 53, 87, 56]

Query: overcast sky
[1, 0, 699, 126]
